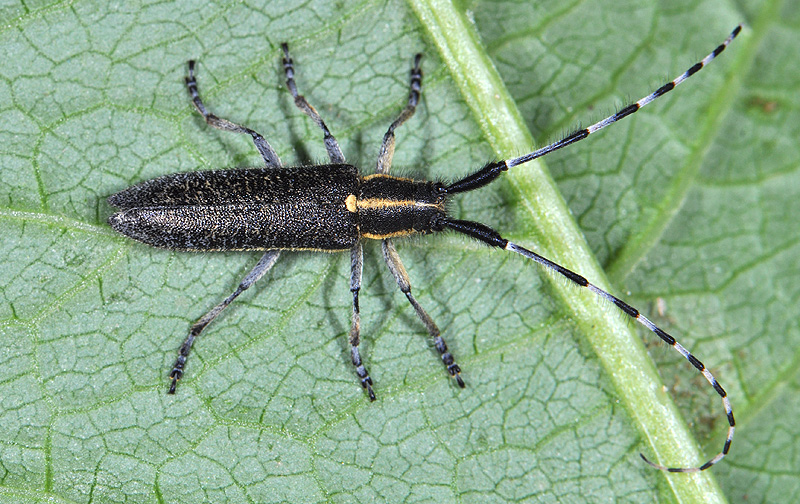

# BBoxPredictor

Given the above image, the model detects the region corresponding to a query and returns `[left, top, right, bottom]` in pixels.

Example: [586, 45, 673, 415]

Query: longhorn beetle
[108, 26, 742, 473]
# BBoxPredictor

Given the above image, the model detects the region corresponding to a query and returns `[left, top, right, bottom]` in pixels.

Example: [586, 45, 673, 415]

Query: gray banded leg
[168, 250, 281, 394]
[382, 240, 464, 387]
[281, 43, 345, 164]
[185, 61, 282, 169]
[376, 53, 423, 175]
[348, 243, 375, 400]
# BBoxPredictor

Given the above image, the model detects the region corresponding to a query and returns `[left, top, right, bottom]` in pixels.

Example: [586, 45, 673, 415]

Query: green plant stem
[406, 0, 728, 502]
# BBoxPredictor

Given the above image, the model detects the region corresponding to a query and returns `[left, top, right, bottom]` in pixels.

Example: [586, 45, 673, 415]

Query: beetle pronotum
[108, 26, 742, 472]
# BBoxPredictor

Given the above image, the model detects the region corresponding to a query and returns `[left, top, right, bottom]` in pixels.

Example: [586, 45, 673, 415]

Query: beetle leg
[168, 250, 281, 394]
[281, 43, 346, 164]
[376, 53, 422, 175]
[381, 239, 464, 388]
[186, 60, 281, 168]
[185, 61, 282, 169]
[347, 243, 375, 400]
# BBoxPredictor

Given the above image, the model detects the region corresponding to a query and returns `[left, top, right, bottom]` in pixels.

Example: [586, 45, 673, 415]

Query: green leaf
[0, 0, 797, 503]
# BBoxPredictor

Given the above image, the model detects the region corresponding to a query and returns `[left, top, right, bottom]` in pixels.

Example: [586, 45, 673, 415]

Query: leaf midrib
[407, 0, 737, 502]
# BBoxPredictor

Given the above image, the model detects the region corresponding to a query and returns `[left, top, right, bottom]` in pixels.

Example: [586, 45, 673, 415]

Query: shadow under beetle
[109, 28, 742, 472]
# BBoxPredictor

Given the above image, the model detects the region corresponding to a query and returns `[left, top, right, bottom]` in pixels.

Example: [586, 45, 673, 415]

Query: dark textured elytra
[110, 165, 359, 250]
[109, 26, 742, 473]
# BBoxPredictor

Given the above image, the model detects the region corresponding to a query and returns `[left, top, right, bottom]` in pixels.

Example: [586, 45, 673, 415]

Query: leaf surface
[0, 0, 797, 503]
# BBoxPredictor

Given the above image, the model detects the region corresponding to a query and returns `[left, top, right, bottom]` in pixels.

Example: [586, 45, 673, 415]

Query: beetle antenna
[442, 218, 734, 472]
[445, 25, 742, 195]
[507, 25, 741, 169]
